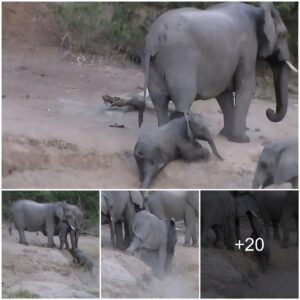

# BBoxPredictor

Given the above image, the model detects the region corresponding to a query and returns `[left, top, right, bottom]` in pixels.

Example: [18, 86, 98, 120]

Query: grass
[5, 289, 40, 298]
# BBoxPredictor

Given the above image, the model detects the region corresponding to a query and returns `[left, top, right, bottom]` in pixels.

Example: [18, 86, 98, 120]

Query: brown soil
[2, 224, 99, 298]
[2, 3, 298, 189]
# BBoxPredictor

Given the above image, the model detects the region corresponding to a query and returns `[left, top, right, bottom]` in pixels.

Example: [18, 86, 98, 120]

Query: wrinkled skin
[101, 191, 144, 250]
[135, 114, 223, 188]
[253, 138, 298, 189]
[126, 210, 177, 278]
[140, 3, 294, 143]
[145, 191, 199, 246]
[9, 200, 79, 248]
[237, 191, 298, 248]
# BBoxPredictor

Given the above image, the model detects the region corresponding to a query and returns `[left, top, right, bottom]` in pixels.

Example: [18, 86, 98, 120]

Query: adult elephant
[139, 3, 297, 143]
[9, 200, 80, 248]
[201, 191, 236, 250]
[126, 210, 177, 278]
[252, 138, 298, 189]
[101, 191, 144, 250]
[145, 191, 199, 246]
[237, 191, 298, 247]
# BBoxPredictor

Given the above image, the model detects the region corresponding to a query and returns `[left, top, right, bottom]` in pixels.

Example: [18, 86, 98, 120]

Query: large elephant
[126, 210, 177, 278]
[135, 113, 222, 188]
[101, 191, 144, 249]
[9, 200, 80, 248]
[252, 138, 298, 189]
[145, 191, 199, 246]
[201, 191, 236, 250]
[138, 3, 297, 143]
[236, 191, 298, 248]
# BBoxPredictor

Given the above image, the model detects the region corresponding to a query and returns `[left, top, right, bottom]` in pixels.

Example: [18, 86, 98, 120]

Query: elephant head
[188, 114, 223, 160]
[258, 3, 297, 123]
[252, 139, 298, 188]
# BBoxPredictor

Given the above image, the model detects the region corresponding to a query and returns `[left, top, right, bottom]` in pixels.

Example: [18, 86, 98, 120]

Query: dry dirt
[101, 225, 199, 298]
[201, 221, 299, 298]
[2, 3, 298, 189]
[2, 223, 99, 298]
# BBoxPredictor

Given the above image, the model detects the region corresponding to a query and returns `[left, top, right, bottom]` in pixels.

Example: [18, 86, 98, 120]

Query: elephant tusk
[176, 227, 185, 232]
[70, 225, 75, 230]
[285, 61, 298, 73]
[250, 210, 258, 218]
[258, 185, 263, 189]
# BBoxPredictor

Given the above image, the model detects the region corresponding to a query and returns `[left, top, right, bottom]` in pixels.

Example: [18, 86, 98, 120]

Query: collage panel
[201, 190, 298, 298]
[2, 191, 99, 298]
[101, 190, 199, 298]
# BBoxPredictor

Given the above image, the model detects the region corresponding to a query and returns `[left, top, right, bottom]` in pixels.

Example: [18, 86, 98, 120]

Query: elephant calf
[134, 114, 223, 188]
[126, 210, 177, 278]
[71, 248, 94, 273]
[253, 138, 298, 189]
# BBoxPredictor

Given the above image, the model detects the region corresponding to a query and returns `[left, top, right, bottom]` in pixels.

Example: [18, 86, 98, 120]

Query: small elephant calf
[70, 248, 94, 272]
[134, 114, 223, 188]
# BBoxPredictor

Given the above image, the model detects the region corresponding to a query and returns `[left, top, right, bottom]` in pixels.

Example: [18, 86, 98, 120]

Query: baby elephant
[134, 114, 223, 188]
[126, 210, 177, 278]
[253, 138, 298, 189]
[70, 248, 94, 273]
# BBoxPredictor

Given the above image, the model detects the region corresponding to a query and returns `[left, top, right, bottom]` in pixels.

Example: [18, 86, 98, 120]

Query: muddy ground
[3, 43, 298, 189]
[201, 220, 298, 298]
[101, 225, 199, 298]
[2, 223, 99, 298]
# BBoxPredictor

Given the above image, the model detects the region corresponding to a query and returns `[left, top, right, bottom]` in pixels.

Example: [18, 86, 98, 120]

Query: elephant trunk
[141, 170, 154, 189]
[266, 63, 289, 122]
[207, 138, 223, 161]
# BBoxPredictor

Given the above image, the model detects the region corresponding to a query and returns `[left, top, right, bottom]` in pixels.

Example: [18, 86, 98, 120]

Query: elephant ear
[129, 191, 144, 209]
[55, 201, 67, 221]
[258, 3, 276, 58]
[274, 146, 298, 185]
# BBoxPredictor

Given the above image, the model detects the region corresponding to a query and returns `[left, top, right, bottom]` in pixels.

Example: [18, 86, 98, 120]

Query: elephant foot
[219, 127, 231, 138]
[228, 133, 250, 143]
[20, 241, 29, 246]
[192, 242, 199, 248]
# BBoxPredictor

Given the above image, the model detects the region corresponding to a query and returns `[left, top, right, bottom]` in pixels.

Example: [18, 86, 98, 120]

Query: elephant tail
[138, 48, 150, 128]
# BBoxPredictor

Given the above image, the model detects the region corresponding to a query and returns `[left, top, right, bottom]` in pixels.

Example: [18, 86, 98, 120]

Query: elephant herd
[105, 2, 298, 189]
[101, 191, 199, 277]
[201, 191, 298, 270]
[8, 199, 94, 272]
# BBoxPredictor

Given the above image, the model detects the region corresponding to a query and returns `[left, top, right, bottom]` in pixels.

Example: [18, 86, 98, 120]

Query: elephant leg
[229, 72, 255, 143]
[216, 89, 234, 137]
[115, 221, 124, 250]
[70, 229, 76, 249]
[281, 214, 291, 248]
[191, 222, 199, 247]
[227, 218, 235, 251]
[75, 230, 80, 248]
[148, 79, 169, 126]
[179, 142, 210, 162]
[157, 246, 167, 278]
[17, 227, 28, 245]
[123, 222, 131, 249]
[126, 236, 143, 253]
[184, 207, 196, 246]
[213, 225, 225, 249]
[45, 220, 56, 248]
[272, 221, 280, 240]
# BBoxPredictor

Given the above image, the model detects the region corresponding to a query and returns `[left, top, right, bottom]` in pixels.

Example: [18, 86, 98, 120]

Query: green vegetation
[51, 2, 298, 62]
[5, 289, 40, 298]
[2, 191, 99, 225]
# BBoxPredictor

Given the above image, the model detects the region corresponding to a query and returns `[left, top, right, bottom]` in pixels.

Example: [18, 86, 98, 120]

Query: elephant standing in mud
[134, 113, 222, 188]
[9, 200, 81, 248]
[139, 3, 297, 143]
[252, 138, 298, 189]
[126, 210, 177, 278]
[101, 191, 144, 249]
[145, 191, 199, 246]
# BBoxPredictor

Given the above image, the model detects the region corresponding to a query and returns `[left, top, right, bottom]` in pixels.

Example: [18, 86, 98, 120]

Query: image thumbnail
[2, 191, 99, 298]
[101, 190, 199, 298]
[201, 190, 298, 298]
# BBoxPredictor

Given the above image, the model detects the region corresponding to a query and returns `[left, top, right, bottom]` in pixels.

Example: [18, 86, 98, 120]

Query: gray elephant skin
[71, 248, 94, 273]
[135, 114, 222, 188]
[9, 200, 81, 248]
[126, 210, 177, 278]
[253, 138, 298, 189]
[139, 3, 297, 143]
[238, 191, 298, 248]
[146, 191, 199, 246]
[101, 191, 144, 249]
[201, 191, 236, 250]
